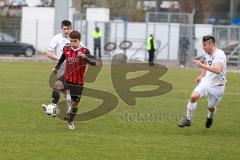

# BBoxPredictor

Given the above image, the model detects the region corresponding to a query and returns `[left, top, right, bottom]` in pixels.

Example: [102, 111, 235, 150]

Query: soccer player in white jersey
[178, 35, 227, 128]
[47, 20, 84, 77]
[47, 20, 72, 78]
[47, 20, 72, 61]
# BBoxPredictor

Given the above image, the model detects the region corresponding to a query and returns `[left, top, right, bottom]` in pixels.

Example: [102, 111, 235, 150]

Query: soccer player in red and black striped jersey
[51, 31, 102, 129]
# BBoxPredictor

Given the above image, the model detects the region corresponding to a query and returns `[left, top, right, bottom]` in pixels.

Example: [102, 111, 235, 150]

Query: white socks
[66, 90, 72, 114]
[186, 101, 216, 120]
[207, 108, 216, 119]
[186, 101, 197, 121]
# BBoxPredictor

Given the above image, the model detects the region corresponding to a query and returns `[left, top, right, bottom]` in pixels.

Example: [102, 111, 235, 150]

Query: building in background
[0, 0, 10, 8]
[70, 0, 240, 25]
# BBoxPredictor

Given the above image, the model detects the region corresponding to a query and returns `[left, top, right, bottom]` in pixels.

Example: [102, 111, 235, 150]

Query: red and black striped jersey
[55, 44, 95, 85]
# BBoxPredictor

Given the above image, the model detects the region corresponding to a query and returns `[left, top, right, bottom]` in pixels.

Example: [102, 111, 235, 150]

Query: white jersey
[48, 33, 85, 57]
[202, 48, 227, 86]
[48, 33, 70, 57]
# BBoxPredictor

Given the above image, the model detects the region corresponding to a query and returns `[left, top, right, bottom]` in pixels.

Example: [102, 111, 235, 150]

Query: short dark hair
[203, 35, 215, 44]
[69, 31, 81, 40]
[61, 20, 71, 28]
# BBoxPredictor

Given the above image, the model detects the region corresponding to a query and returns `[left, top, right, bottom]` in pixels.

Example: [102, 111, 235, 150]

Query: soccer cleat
[178, 118, 191, 128]
[67, 121, 75, 130]
[205, 118, 213, 128]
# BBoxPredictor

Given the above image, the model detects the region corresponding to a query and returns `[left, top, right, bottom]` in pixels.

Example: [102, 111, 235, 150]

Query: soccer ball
[42, 104, 59, 117]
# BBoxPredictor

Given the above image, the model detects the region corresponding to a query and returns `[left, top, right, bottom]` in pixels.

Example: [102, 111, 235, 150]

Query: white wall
[126, 23, 147, 61]
[25, 0, 42, 6]
[21, 7, 54, 52]
[86, 8, 110, 22]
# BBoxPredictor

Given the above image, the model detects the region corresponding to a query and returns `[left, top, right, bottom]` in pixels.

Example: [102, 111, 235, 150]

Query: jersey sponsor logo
[69, 57, 79, 64]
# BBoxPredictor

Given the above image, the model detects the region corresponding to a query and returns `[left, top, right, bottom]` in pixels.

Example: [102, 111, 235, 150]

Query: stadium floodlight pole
[155, 0, 162, 12]
[230, 0, 234, 23]
[54, 0, 70, 34]
[189, 8, 195, 66]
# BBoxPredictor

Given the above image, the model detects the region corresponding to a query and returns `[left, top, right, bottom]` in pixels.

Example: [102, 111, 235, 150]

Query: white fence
[18, 8, 240, 66]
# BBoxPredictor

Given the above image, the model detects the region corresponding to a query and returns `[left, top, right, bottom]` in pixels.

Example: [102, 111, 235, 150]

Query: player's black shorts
[57, 76, 83, 102]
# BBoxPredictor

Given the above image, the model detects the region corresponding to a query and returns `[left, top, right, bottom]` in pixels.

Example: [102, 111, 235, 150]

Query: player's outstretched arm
[85, 54, 103, 67]
[95, 59, 103, 67]
[47, 51, 60, 60]
[195, 61, 207, 83]
[80, 49, 103, 67]
[192, 60, 222, 74]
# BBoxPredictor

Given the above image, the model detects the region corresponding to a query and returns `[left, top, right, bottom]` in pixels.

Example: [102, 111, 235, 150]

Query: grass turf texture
[0, 61, 239, 160]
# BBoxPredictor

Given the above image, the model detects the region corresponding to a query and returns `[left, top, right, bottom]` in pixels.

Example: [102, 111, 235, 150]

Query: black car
[0, 32, 36, 57]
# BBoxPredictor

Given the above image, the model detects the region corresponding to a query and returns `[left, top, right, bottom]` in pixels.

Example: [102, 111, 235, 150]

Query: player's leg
[69, 97, 80, 122]
[42, 76, 65, 112]
[51, 79, 65, 105]
[67, 96, 80, 130]
[56, 62, 72, 115]
[186, 91, 200, 121]
[66, 90, 71, 114]
[43, 79, 65, 113]
[205, 86, 225, 128]
[178, 91, 200, 127]
[205, 107, 215, 128]
[178, 83, 208, 127]
[66, 85, 83, 129]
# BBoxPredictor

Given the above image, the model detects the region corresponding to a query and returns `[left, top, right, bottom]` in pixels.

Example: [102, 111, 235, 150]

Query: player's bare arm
[192, 59, 223, 74]
[47, 50, 60, 60]
[194, 61, 207, 83]
[95, 59, 103, 67]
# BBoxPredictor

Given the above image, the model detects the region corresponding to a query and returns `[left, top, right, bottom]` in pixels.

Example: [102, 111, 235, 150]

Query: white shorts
[193, 83, 225, 108]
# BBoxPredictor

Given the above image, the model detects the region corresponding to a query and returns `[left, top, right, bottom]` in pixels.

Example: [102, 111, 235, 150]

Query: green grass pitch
[0, 62, 239, 160]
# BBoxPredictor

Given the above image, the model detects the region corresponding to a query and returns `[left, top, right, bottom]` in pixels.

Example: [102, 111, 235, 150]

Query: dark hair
[61, 20, 71, 28]
[69, 31, 81, 40]
[202, 35, 215, 44]
[95, 27, 100, 32]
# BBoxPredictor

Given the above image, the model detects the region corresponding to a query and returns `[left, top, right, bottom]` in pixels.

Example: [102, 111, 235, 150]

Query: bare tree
[72, 0, 144, 21]
[179, 0, 228, 23]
